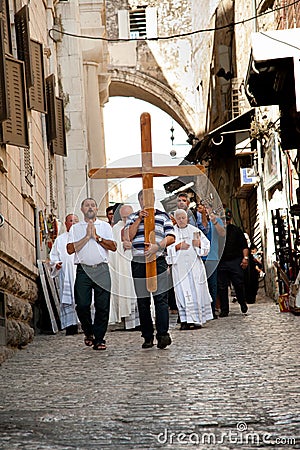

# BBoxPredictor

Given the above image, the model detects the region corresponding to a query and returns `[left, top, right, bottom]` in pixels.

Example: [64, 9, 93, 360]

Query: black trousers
[74, 263, 111, 344]
[218, 257, 247, 314]
[131, 256, 170, 341]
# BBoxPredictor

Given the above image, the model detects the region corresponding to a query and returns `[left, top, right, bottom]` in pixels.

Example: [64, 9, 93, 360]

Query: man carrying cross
[125, 190, 175, 349]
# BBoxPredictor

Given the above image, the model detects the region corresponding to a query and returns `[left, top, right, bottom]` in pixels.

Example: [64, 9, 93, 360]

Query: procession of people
[49, 192, 259, 351]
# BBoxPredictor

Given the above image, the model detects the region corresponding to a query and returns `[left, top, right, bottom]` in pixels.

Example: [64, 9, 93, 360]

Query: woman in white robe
[167, 209, 213, 329]
[108, 205, 140, 330]
[49, 214, 79, 334]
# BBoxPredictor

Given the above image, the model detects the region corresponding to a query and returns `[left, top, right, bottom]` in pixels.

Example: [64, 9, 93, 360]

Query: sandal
[93, 341, 106, 351]
[84, 336, 94, 347]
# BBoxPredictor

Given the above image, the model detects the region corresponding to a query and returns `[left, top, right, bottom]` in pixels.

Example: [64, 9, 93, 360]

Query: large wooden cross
[89, 112, 205, 292]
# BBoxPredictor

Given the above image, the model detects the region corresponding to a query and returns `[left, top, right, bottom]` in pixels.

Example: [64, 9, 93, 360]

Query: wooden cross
[89, 112, 205, 292]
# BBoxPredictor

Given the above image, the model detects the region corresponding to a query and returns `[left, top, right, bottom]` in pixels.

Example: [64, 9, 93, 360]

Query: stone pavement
[0, 293, 299, 450]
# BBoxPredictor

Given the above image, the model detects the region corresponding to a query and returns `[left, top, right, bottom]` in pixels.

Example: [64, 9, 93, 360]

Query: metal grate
[231, 79, 244, 118]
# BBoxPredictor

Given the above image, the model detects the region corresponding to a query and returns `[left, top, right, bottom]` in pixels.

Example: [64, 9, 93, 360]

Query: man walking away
[217, 208, 249, 317]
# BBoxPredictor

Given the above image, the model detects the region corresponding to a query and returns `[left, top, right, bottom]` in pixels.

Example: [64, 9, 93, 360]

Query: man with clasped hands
[67, 198, 116, 351]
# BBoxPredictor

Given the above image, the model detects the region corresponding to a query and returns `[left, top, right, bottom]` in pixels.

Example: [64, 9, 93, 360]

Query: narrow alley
[0, 294, 299, 449]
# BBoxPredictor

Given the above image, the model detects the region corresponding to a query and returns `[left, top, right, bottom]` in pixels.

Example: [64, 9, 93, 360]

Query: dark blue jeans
[217, 257, 246, 314]
[131, 256, 170, 341]
[74, 263, 111, 344]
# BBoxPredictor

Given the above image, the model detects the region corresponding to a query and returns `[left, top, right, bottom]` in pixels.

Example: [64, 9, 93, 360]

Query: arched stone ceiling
[108, 69, 194, 135]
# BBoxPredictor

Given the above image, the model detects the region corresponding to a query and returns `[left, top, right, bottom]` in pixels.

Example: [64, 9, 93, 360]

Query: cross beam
[89, 112, 205, 291]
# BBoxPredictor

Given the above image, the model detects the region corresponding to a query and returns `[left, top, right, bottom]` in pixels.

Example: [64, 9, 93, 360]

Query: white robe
[49, 232, 78, 329]
[108, 221, 139, 329]
[167, 224, 213, 325]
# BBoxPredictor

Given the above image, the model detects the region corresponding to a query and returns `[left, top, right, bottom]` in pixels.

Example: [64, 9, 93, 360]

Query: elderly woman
[167, 209, 213, 329]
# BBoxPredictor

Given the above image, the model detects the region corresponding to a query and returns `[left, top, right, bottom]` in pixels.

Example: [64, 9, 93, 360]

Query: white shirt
[68, 219, 114, 265]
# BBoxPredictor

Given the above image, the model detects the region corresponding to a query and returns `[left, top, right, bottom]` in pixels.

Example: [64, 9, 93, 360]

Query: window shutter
[0, 56, 28, 148]
[146, 7, 157, 39]
[28, 40, 46, 112]
[45, 74, 57, 142]
[118, 10, 129, 39]
[0, 18, 9, 121]
[15, 5, 33, 87]
[0, 0, 12, 55]
[51, 97, 67, 156]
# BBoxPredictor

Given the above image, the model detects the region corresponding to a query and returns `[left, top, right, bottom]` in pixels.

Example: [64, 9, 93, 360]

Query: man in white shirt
[67, 198, 116, 351]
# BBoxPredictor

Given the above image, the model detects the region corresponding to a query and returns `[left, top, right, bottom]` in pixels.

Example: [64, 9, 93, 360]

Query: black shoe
[213, 313, 219, 319]
[65, 325, 79, 336]
[219, 311, 229, 317]
[240, 302, 248, 314]
[157, 334, 172, 349]
[180, 322, 188, 330]
[142, 338, 154, 349]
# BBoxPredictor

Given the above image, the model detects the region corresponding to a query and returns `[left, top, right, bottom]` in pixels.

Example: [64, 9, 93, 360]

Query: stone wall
[0, 260, 38, 363]
[106, 0, 197, 133]
[0, 0, 66, 363]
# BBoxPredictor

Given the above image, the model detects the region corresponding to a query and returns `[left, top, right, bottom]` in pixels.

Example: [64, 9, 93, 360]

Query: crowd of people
[49, 192, 264, 351]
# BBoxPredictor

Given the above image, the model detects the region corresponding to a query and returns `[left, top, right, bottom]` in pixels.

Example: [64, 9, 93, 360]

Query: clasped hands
[85, 221, 98, 241]
[177, 239, 201, 251]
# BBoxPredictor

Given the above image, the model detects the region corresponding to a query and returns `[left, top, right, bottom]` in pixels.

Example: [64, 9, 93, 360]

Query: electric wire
[49, 0, 300, 43]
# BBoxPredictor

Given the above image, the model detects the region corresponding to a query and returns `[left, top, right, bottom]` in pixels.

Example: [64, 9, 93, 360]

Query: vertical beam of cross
[140, 113, 157, 292]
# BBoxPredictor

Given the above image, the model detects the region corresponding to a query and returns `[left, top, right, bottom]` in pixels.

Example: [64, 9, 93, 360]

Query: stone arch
[108, 69, 195, 135]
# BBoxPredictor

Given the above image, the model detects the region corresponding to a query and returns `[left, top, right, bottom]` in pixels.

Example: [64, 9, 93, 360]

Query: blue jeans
[217, 257, 246, 314]
[131, 256, 170, 341]
[74, 263, 111, 343]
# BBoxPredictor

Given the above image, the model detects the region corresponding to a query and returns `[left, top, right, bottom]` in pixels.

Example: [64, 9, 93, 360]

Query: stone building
[105, 0, 300, 300]
[54, 0, 110, 219]
[0, 0, 112, 363]
[0, 0, 72, 362]
[184, 0, 300, 299]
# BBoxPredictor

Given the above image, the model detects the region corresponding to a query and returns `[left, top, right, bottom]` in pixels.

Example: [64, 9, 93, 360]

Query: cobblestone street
[0, 293, 299, 449]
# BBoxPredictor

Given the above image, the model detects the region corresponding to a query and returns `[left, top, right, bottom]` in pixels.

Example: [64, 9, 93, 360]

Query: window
[15, 5, 33, 88]
[118, 7, 157, 40]
[51, 97, 67, 157]
[0, 19, 9, 122]
[28, 40, 46, 113]
[129, 8, 146, 39]
[45, 74, 57, 142]
[0, 56, 29, 148]
[45, 74, 67, 157]
[0, 0, 12, 55]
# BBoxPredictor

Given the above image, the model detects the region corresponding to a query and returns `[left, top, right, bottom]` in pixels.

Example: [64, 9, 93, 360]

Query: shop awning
[164, 109, 255, 193]
[245, 29, 300, 109]
[185, 108, 255, 164]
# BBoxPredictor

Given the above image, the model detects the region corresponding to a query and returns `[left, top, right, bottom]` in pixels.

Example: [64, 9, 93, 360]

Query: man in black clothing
[218, 208, 249, 317]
